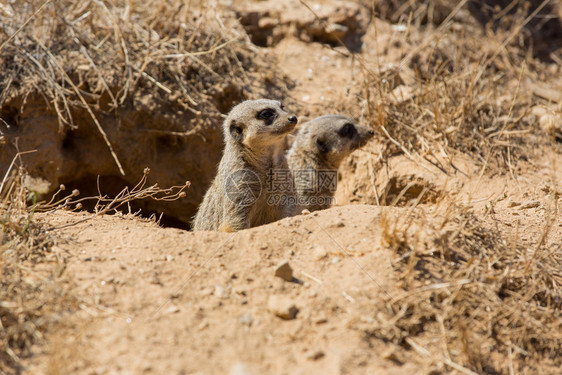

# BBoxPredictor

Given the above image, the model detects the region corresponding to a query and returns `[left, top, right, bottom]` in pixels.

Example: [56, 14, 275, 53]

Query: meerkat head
[297, 115, 375, 168]
[224, 99, 298, 150]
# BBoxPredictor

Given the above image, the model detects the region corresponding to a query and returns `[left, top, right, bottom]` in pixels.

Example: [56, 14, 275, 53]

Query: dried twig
[45, 168, 190, 231]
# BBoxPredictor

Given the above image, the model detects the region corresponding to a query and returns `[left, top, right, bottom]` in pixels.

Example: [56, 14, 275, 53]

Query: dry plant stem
[367, 154, 380, 206]
[79, 45, 118, 109]
[405, 337, 479, 375]
[393, 279, 472, 302]
[134, 66, 173, 94]
[92, 0, 132, 104]
[20, 49, 75, 130]
[163, 37, 239, 58]
[33, 40, 126, 176]
[1, 166, 68, 372]
[46, 170, 190, 232]
[0, 150, 37, 196]
[474, 0, 551, 83]
[397, 0, 469, 71]
[301, 271, 323, 285]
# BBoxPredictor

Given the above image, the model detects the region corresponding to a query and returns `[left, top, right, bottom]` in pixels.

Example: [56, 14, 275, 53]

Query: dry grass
[334, 2, 562, 372]
[0, 0, 289, 173]
[375, 201, 562, 373]
[0, 0, 274, 105]
[342, 0, 562, 174]
[0, 161, 71, 374]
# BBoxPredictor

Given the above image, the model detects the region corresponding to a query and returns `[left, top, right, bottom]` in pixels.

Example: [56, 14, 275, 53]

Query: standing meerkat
[283, 114, 374, 216]
[192, 99, 297, 232]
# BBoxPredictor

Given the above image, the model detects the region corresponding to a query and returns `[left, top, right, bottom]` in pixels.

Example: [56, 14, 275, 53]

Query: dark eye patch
[338, 123, 356, 138]
[229, 120, 244, 141]
[257, 108, 277, 125]
[315, 137, 330, 153]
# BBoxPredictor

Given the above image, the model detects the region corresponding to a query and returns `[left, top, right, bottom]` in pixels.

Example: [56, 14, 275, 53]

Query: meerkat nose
[288, 115, 298, 124]
[368, 129, 375, 136]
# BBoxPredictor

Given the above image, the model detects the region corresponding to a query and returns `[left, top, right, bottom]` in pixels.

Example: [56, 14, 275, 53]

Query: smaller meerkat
[283, 114, 374, 216]
[192, 99, 297, 232]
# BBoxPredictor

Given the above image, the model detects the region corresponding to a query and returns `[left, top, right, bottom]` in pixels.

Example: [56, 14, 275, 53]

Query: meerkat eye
[257, 108, 277, 125]
[338, 123, 356, 138]
[315, 137, 330, 153]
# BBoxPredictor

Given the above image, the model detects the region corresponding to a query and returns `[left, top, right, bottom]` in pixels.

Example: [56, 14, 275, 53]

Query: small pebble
[382, 348, 401, 363]
[274, 260, 293, 282]
[313, 246, 328, 261]
[314, 315, 328, 324]
[230, 363, 253, 375]
[257, 17, 277, 29]
[268, 295, 298, 320]
[214, 285, 228, 298]
[239, 314, 253, 326]
[150, 274, 161, 285]
[306, 350, 325, 361]
[507, 200, 521, 208]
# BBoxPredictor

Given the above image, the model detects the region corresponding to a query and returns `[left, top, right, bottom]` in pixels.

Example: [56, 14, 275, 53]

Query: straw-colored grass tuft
[374, 202, 562, 373]
[0, 163, 73, 374]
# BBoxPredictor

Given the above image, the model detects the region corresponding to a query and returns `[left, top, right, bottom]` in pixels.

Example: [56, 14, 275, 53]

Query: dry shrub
[0, 0, 284, 124]
[347, 0, 562, 173]
[364, 64, 538, 172]
[373, 203, 562, 373]
[364, 0, 460, 26]
[0, 164, 72, 374]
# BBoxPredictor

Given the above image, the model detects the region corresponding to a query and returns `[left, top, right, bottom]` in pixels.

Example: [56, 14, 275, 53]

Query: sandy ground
[28, 150, 561, 374]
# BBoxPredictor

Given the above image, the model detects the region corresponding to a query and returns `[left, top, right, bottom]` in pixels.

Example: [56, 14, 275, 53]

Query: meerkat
[192, 99, 297, 232]
[283, 114, 374, 216]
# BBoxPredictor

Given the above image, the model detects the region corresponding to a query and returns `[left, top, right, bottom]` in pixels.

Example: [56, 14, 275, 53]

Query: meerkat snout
[305, 115, 375, 169]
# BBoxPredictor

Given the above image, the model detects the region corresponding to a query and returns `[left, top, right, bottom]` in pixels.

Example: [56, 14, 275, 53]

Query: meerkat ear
[315, 137, 330, 153]
[229, 120, 244, 142]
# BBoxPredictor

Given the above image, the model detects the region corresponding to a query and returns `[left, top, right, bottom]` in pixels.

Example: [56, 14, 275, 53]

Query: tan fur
[283, 114, 374, 216]
[192, 99, 297, 231]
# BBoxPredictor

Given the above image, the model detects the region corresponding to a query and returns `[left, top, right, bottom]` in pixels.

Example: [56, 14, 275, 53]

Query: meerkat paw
[219, 223, 236, 232]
